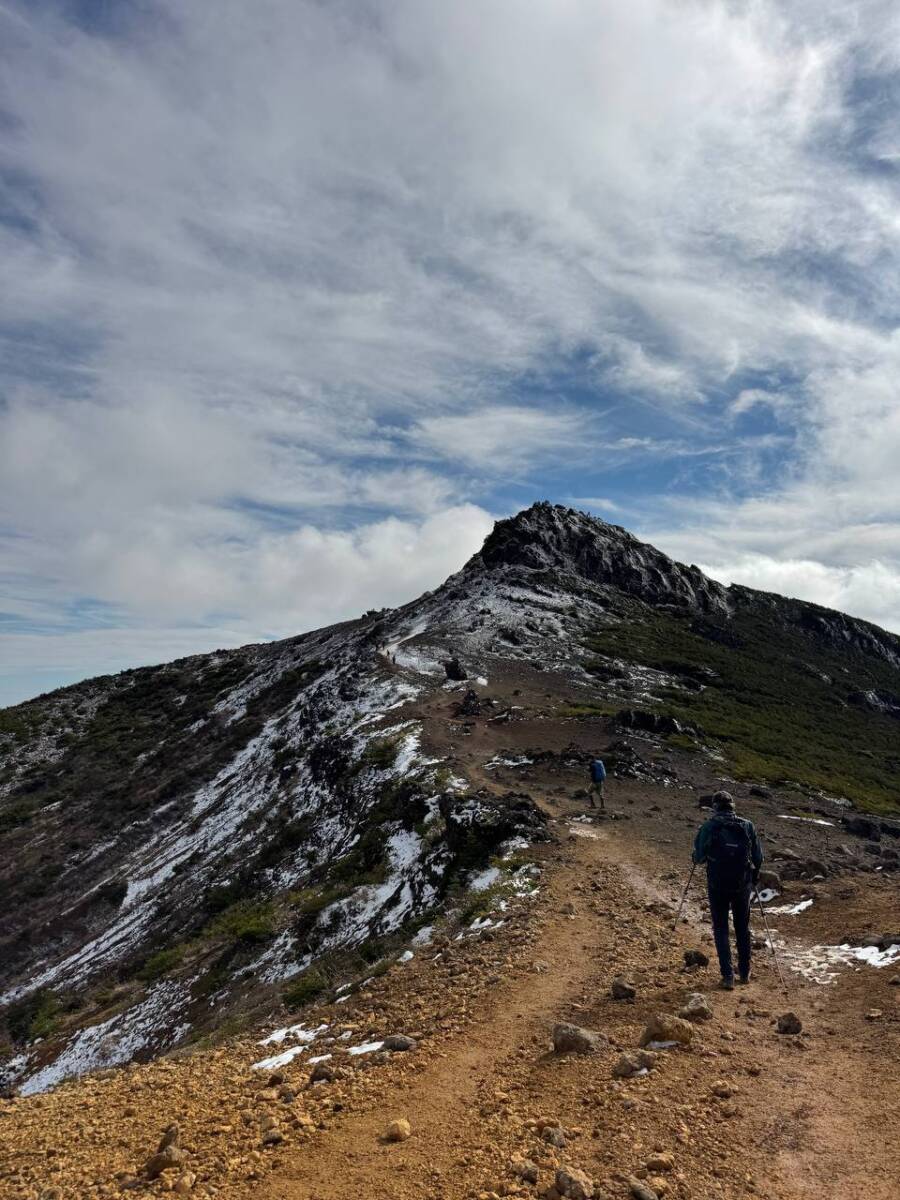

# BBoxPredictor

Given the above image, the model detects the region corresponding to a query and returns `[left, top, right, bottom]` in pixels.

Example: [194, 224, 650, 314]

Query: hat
[712, 790, 735, 811]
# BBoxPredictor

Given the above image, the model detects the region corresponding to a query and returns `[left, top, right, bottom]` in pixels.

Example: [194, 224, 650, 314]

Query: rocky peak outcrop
[470, 502, 729, 615]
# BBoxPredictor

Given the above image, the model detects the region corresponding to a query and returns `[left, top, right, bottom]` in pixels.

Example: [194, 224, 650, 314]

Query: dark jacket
[692, 812, 763, 881]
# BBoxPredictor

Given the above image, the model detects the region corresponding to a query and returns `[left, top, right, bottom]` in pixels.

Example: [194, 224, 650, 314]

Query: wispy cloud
[2, 0, 900, 699]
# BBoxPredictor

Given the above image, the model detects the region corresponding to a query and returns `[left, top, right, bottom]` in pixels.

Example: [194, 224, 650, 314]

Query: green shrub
[282, 970, 327, 1009]
[136, 946, 184, 982]
[361, 735, 401, 770]
[5, 989, 61, 1044]
[207, 901, 276, 945]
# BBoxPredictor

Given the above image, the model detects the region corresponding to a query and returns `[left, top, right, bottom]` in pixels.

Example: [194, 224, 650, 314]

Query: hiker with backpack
[692, 791, 763, 989]
[588, 758, 606, 810]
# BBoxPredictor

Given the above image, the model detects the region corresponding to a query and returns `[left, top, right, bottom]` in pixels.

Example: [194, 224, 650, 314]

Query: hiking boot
[738, 972, 751, 985]
[719, 976, 735, 991]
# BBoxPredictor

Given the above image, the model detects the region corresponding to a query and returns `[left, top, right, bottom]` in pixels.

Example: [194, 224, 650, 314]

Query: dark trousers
[707, 877, 752, 980]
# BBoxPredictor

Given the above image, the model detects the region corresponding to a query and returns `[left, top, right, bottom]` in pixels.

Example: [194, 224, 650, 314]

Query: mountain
[1, 502, 898, 1096]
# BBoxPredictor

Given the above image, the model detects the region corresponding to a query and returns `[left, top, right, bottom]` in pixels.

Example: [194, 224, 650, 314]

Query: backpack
[707, 815, 751, 883]
[590, 759, 606, 783]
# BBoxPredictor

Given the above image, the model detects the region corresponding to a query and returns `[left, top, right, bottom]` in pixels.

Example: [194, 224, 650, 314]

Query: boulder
[640, 1013, 694, 1047]
[757, 869, 781, 892]
[552, 1022, 606, 1055]
[842, 815, 881, 842]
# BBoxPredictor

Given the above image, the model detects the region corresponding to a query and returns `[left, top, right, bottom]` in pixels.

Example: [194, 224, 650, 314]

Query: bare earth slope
[2, 660, 899, 1200]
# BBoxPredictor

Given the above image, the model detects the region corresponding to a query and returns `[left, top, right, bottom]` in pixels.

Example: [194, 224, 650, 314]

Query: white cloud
[698, 554, 900, 635]
[2, 0, 900, 697]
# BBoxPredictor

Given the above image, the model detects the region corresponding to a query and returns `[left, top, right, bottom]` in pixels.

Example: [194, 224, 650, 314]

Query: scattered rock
[628, 1177, 659, 1200]
[612, 1050, 656, 1078]
[444, 657, 467, 681]
[678, 993, 713, 1023]
[610, 978, 637, 1001]
[385, 1118, 411, 1142]
[711, 1081, 734, 1098]
[383, 1034, 417, 1052]
[261, 1127, 284, 1146]
[552, 1022, 606, 1055]
[511, 1159, 539, 1185]
[889, 976, 900, 986]
[749, 785, 772, 799]
[556, 1165, 595, 1199]
[639, 1014, 694, 1047]
[842, 815, 882, 842]
[757, 869, 781, 892]
[777, 1012, 802, 1035]
[645, 1153, 674, 1173]
[310, 1062, 334, 1083]
[173, 1174, 196, 1195]
[144, 1146, 185, 1179]
[542, 1125, 567, 1148]
[683, 949, 709, 968]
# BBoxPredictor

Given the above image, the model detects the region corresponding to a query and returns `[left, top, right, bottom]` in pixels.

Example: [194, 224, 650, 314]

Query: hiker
[692, 790, 763, 989]
[588, 757, 606, 810]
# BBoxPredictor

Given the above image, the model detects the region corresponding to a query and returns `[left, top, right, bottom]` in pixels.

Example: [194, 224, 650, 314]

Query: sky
[2, 0, 900, 707]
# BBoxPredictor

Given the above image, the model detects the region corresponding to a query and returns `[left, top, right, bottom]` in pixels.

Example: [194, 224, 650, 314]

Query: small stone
[639, 1014, 694, 1047]
[683, 949, 709, 968]
[711, 1081, 734, 1098]
[555, 1165, 594, 1199]
[678, 993, 713, 1023]
[385, 1118, 411, 1142]
[511, 1159, 539, 1184]
[144, 1147, 185, 1179]
[541, 1125, 567, 1148]
[645, 1153, 674, 1173]
[611, 978, 636, 1001]
[552, 1022, 606, 1055]
[383, 1034, 417, 1051]
[865, 1009, 883, 1021]
[612, 1051, 656, 1079]
[310, 1062, 334, 1083]
[173, 1174, 196, 1195]
[777, 1012, 802, 1035]
[262, 1129, 284, 1146]
[889, 976, 900, 986]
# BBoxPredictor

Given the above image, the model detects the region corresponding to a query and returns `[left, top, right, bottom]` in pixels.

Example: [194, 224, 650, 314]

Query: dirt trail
[245, 806, 900, 1200]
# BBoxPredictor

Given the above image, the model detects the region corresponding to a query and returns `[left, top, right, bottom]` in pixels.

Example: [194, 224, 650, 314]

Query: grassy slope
[588, 599, 900, 814]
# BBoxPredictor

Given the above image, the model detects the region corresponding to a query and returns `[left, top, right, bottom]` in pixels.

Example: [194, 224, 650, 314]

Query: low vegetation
[589, 600, 900, 813]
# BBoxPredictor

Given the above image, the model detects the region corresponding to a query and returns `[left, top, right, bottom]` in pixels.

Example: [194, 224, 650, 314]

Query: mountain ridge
[1, 501, 898, 1097]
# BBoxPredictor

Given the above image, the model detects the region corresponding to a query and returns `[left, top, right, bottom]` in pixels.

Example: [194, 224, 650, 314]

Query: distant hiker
[588, 758, 606, 810]
[692, 791, 763, 989]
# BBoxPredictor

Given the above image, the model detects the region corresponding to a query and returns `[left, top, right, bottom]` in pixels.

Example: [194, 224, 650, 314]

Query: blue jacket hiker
[692, 790, 763, 990]
[588, 758, 606, 810]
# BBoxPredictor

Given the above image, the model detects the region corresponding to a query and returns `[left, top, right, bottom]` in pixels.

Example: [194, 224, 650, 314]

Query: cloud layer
[2, 1, 900, 702]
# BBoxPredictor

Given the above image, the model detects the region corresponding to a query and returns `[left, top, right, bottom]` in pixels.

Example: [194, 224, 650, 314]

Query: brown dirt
[2, 671, 898, 1200]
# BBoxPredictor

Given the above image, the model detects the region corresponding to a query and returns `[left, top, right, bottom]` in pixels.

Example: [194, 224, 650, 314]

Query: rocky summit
[1, 502, 899, 1106]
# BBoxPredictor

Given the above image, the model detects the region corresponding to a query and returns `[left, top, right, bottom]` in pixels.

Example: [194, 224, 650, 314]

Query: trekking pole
[755, 888, 789, 991]
[671, 863, 696, 931]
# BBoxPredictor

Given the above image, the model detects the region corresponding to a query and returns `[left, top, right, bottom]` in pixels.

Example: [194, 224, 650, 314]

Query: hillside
[1, 502, 898, 1113]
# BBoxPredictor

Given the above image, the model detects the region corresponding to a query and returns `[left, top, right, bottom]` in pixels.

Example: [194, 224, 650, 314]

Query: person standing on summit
[692, 791, 763, 989]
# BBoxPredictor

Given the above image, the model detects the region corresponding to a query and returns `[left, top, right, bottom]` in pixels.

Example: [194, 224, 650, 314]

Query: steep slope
[1, 502, 898, 1098]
